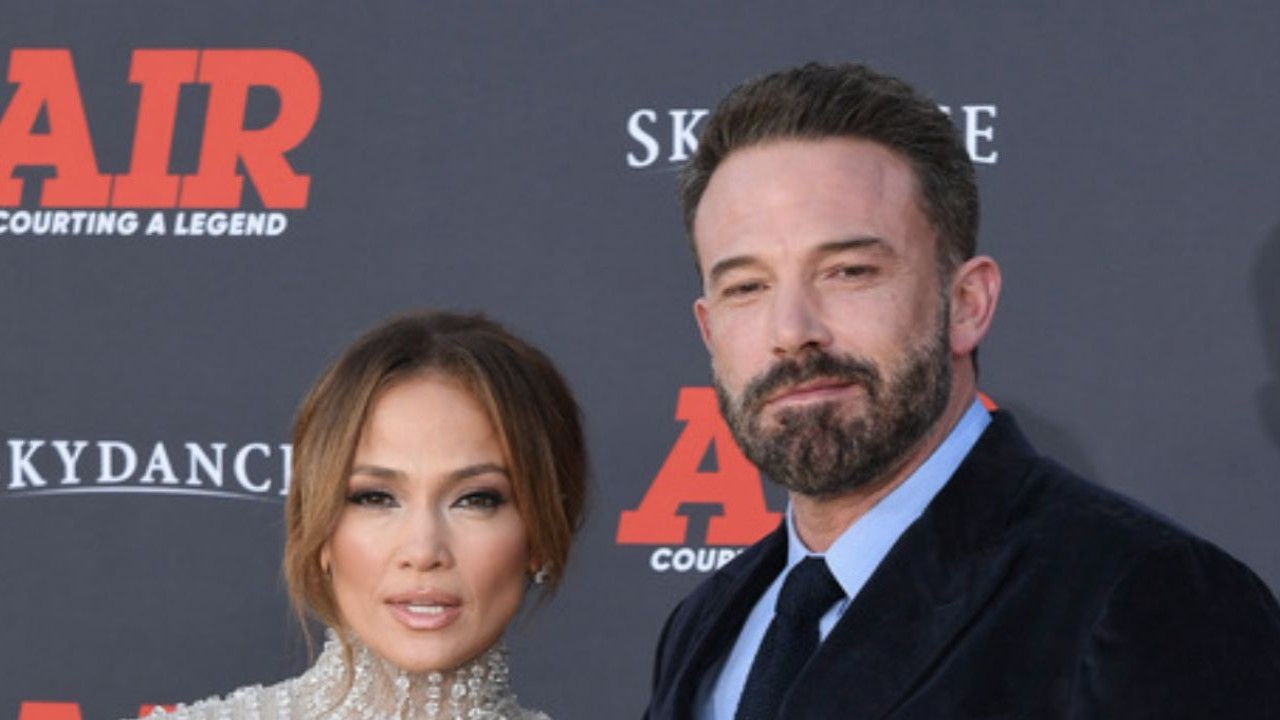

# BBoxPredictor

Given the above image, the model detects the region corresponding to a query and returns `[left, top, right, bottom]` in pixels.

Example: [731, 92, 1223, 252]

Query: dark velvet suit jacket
[644, 412, 1280, 719]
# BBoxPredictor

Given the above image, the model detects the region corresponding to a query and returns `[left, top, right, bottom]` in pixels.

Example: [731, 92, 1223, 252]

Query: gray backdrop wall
[2, 2, 1277, 718]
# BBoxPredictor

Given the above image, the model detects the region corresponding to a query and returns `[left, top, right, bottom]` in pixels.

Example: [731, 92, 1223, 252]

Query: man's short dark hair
[679, 62, 978, 278]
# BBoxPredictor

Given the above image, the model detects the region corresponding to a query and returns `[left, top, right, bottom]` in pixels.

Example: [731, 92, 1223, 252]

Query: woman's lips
[385, 592, 461, 631]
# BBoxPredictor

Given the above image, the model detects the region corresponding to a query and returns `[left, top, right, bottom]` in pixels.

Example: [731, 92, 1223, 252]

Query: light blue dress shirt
[696, 398, 992, 720]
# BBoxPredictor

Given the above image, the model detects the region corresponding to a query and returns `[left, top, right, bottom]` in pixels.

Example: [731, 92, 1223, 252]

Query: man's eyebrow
[813, 236, 892, 257]
[706, 255, 760, 287]
[706, 236, 892, 286]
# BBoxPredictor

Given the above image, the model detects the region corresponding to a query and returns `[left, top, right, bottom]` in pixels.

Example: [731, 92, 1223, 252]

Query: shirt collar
[784, 397, 992, 598]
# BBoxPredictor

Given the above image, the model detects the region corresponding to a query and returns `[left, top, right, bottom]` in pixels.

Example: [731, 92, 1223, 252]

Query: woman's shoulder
[125, 676, 301, 720]
[125, 636, 553, 720]
[134, 689, 551, 720]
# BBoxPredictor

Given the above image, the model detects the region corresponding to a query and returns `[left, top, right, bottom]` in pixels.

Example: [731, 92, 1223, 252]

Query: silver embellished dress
[135, 633, 549, 720]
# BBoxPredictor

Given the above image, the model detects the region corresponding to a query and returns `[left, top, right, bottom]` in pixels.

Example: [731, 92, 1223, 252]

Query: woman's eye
[454, 490, 505, 511]
[347, 489, 396, 508]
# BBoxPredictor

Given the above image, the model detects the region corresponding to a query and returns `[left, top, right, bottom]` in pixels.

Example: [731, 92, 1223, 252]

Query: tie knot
[775, 556, 843, 622]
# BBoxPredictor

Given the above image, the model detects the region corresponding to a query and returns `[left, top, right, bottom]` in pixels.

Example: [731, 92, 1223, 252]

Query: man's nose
[771, 283, 832, 356]
[395, 507, 452, 571]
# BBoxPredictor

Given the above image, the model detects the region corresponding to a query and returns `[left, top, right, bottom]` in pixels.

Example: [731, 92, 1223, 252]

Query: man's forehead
[692, 138, 930, 274]
[702, 136, 918, 196]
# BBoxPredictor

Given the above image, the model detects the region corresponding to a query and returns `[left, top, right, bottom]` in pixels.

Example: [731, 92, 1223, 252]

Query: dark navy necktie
[734, 556, 844, 720]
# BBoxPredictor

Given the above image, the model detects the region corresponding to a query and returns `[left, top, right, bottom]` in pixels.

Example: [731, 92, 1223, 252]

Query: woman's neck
[302, 630, 518, 719]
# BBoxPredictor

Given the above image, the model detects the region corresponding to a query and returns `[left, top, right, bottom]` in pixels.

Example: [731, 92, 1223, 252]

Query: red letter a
[17, 703, 82, 720]
[180, 49, 319, 209]
[0, 49, 110, 207]
[617, 387, 780, 545]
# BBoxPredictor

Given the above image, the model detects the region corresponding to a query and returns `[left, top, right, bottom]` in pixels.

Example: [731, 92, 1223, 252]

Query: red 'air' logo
[0, 48, 319, 209]
[16, 702, 172, 719]
[617, 387, 780, 546]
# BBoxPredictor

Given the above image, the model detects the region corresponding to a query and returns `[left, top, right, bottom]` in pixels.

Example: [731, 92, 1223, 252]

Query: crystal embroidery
[128, 632, 547, 720]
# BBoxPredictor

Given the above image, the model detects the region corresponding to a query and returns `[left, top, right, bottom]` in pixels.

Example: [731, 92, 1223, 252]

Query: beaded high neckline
[140, 629, 546, 719]
[298, 630, 524, 719]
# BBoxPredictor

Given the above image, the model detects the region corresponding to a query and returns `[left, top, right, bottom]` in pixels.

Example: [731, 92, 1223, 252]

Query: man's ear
[693, 296, 713, 352]
[949, 256, 1001, 356]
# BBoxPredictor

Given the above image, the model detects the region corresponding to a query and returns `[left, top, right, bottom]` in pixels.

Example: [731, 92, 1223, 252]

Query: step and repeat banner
[2, 3, 1278, 718]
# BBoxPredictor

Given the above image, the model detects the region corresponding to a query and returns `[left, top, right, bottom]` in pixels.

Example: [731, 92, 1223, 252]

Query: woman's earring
[532, 564, 551, 586]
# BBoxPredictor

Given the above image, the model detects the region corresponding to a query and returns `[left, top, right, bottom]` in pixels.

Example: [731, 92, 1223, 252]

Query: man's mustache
[739, 351, 881, 414]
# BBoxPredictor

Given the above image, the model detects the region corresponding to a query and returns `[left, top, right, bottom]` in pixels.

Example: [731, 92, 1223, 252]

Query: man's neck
[791, 478, 905, 553]
[791, 387, 977, 553]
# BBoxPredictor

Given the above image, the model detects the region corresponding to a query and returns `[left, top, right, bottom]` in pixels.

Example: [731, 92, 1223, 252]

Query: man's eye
[722, 281, 765, 298]
[454, 490, 505, 511]
[830, 265, 875, 280]
[347, 490, 396, 508]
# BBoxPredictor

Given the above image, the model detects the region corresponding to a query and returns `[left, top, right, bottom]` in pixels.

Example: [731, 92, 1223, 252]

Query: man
[644, 62, 1280, 719]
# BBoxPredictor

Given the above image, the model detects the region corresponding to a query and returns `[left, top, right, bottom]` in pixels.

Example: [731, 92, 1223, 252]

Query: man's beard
[714, 309, 952, 499]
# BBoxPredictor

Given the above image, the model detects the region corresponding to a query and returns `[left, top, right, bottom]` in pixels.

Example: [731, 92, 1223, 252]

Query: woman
[142, 311, 587, 719]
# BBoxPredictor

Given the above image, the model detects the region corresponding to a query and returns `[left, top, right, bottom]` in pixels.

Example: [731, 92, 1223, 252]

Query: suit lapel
[667, 525, 788, 719]
[779, 412, 1034, 719]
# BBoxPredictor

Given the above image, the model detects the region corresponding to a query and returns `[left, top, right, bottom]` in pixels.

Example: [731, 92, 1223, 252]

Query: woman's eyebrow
[348, 462, 509, 484]
[349, 463, 403, 480]
[448, 462, 510, 483]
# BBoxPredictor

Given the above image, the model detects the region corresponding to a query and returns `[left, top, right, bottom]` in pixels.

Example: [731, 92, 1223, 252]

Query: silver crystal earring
[532, 564, 551, 585]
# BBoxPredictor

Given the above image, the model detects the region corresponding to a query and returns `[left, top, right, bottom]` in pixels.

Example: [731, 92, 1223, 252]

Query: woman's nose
[395, 507, 452, 571]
